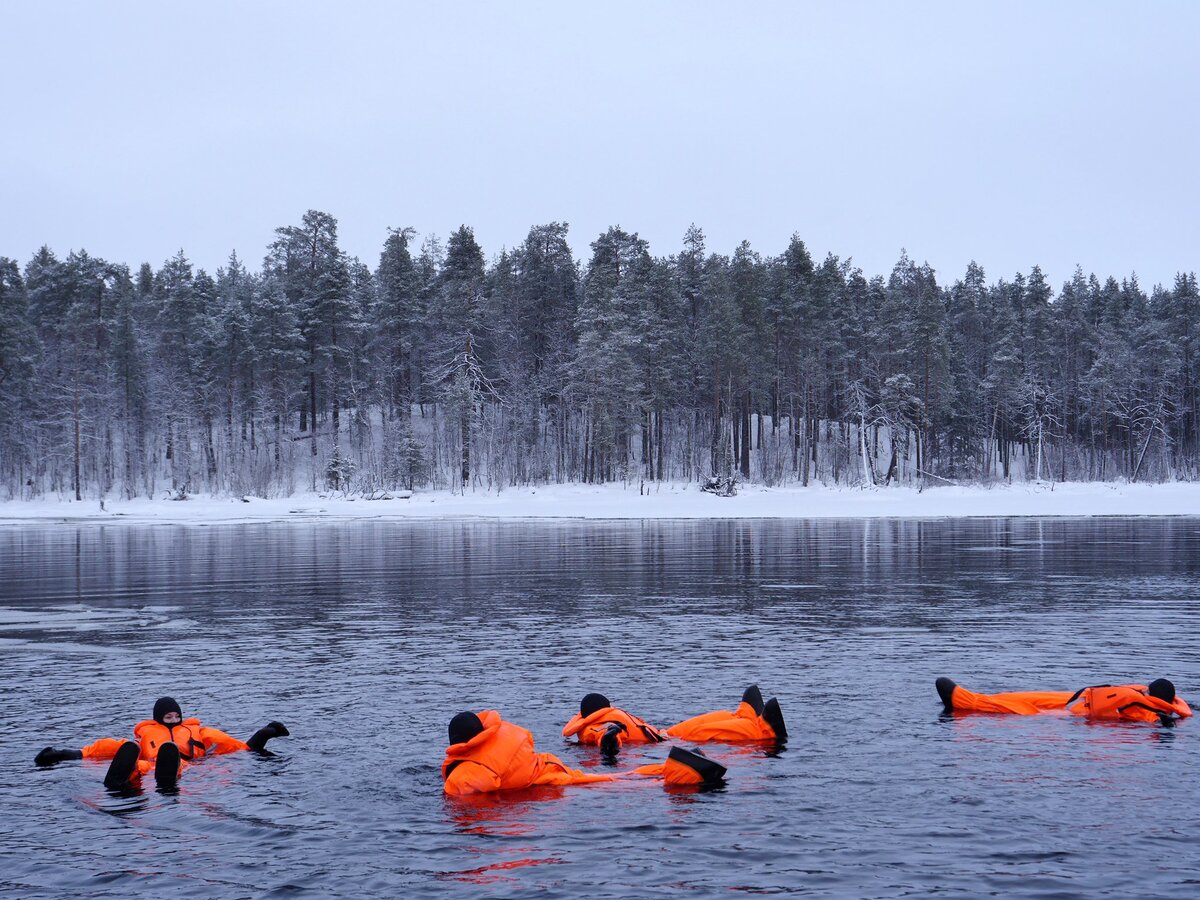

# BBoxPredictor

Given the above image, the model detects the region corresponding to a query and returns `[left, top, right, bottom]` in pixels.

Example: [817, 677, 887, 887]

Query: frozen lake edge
[3, 481, 1200, 526]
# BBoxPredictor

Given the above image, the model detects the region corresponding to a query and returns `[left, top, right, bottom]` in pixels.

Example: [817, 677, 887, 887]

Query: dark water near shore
[2, 518, 1199, 898]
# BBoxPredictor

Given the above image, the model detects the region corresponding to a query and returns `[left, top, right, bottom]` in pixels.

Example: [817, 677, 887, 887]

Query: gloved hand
[35, 746, 82, 766]
[247, 721, 290, 751]
[599, 722, 624, 758]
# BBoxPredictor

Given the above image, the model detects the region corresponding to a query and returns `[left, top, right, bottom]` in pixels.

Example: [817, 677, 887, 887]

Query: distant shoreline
[2, 481, 1199, 526]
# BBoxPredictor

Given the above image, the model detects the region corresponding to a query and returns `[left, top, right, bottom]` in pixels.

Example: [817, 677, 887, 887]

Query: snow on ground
[1, 481, 1200, 526]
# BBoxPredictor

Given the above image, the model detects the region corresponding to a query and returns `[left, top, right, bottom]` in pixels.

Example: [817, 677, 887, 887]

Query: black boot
[247, 721, 290, 752]
[669, 747, 727, 786]
[763, 698, 787, 742]
[103, 741, 140, 788]
[741, 685, 764, 716]
[35, 747, 82, 767]
[155, 741, 181, 789]
[936, 678, 957, 712]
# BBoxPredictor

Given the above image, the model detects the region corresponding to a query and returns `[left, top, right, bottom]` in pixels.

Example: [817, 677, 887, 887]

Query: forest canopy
[1, 211, 1197, 499]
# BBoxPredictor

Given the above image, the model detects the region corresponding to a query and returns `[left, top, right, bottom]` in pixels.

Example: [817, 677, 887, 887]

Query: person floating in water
[666, 685, 787, 743]
[444, 710, 726, 795]
[936, 677, 1192, 725]
[34, 696, 290, 789]
[443, 710, 616, 795]
[562, 692, 665, 757]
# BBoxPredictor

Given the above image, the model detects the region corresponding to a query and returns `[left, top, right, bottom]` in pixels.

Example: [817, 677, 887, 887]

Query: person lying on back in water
[936, 677, 1192, 725]
[562, 692, 666, 756]
[34, 696, 290, 789]
[667, 685, 787, 743]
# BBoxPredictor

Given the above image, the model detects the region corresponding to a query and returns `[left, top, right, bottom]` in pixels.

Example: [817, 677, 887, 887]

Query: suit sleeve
[80, 737, 128, 760]
[444, 761, 503, 796]
[198, 726, 250, 754]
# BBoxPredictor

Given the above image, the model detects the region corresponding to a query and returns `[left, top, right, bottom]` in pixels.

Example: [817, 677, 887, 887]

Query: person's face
[163, 711, 182, 725]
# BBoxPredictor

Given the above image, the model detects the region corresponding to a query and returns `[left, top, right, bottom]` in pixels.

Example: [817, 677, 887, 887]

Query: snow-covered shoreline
[1, 481, 1199, 526]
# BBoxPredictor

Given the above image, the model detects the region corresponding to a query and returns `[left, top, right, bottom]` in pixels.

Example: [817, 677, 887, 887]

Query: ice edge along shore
[2, 481, 1199, 526]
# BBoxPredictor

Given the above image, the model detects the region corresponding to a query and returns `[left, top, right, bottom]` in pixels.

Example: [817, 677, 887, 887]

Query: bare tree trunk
[740, 390, 751, 478]
[72, 370, 82, 501]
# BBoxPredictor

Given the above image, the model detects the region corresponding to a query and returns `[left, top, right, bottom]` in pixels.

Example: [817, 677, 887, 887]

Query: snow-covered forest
[1, 210, 1197, 500]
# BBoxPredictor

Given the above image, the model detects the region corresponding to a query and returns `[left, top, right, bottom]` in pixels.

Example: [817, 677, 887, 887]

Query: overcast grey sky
[2, 1, 1197, 289]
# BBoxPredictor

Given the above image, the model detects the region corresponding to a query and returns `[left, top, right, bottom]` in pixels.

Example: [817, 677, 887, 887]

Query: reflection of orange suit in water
[82, 718, 250, 777]
[939, 678, 1192, 724]
[443, 711, 614, 796]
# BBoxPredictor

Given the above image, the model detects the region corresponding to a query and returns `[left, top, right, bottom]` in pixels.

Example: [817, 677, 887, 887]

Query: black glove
[247, 721, 290, 751]
[35, 747, 82, 766]
[599, 722, 624, 758]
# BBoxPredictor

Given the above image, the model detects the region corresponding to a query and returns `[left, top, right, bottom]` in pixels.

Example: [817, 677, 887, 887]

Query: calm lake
[2, 518, 1198, 897]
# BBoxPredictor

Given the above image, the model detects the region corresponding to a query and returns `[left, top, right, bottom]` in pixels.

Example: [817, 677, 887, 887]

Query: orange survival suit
[81, 717, 250, 777]
[562, 693, 665, 750]
[937, 677, 1192, 723]
[443, 710, 615, 796]
[667, 685, 787, 743]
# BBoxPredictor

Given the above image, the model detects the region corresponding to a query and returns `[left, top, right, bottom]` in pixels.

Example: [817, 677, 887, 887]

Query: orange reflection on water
[440, 786, 571, 885]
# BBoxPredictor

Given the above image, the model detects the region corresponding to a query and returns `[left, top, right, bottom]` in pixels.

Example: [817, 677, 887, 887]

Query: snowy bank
[1, 482, 1200, 526]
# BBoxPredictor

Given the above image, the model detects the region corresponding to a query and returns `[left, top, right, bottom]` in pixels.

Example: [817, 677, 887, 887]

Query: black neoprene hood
[153, 696, 182, 724]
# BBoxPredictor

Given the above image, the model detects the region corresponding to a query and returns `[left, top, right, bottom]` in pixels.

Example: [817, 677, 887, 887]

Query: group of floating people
[34, 676, 1190, 796]
[443, 685, 786, 795]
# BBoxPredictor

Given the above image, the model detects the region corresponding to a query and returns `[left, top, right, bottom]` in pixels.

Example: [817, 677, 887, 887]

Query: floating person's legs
[762, 698, 787, 742]
[103, 741, 141, 789]
[155, 741, 181, 789]
[667, 684, 785, 743]
[631, 747, 728, 787]
[936, 678, 1073, 715]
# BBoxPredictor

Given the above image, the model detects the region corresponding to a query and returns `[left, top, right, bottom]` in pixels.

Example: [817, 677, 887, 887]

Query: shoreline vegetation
[4, 214, 1200, 504]
[2, 481, 1198, 526]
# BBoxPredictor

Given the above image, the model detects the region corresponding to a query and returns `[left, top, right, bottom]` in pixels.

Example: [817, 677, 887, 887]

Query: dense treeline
[1, 211, 1198, 500]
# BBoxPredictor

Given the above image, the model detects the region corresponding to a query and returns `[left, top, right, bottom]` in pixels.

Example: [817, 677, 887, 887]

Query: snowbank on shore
[1, 481, 1199, 526]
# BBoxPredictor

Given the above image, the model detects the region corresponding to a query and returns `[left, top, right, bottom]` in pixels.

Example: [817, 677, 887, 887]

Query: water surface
[2, 518, 1198, 897]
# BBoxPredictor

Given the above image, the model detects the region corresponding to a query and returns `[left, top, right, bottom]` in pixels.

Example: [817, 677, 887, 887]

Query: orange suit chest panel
[562, 707, 665, 744]
[133, 718, 208, 761]
[1069, 685, 1191, 722]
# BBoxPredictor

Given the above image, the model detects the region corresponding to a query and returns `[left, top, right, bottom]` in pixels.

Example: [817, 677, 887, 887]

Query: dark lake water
[2, 517, 1199, 898]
